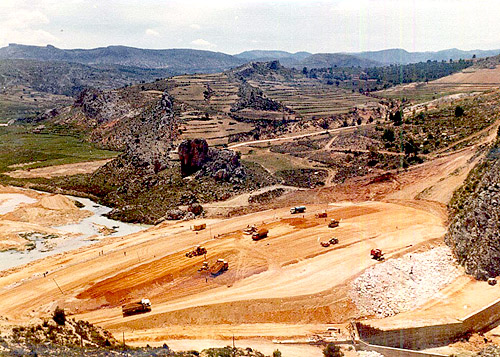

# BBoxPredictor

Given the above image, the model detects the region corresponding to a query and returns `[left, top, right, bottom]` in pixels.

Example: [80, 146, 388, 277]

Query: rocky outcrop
[231, 82, 289, 112]
[120, 90, 177, 172]
[446, 143, 500, 280]
[178, 138, 209, 176]
[178, 139, 245, 183]
[74, 88, 134, 126]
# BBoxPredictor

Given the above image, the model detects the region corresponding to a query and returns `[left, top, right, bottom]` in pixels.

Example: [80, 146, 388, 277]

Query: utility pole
[52, 278, 64, 295]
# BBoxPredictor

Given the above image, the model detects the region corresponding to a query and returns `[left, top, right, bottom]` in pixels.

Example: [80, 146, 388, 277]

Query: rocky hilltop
[80, 137, 272, 223]
[446, 137, 500, 280]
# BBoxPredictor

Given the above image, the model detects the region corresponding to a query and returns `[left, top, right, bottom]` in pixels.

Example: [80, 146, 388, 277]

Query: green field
[0, 126, 119, 173]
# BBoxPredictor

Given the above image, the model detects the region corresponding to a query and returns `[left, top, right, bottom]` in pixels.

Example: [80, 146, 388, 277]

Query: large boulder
[177, 139, 246, 183]
[178, 139, 209, 176]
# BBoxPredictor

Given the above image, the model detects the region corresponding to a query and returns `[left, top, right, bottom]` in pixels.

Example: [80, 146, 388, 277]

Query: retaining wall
[356, 340, 448, 357]
[356, 296, 500, 349]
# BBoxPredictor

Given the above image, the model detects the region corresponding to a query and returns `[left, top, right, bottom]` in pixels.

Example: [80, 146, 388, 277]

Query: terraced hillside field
[378, 64, 500, 103]
[253, 79, 381, 118]
[163, 66, 386, 146]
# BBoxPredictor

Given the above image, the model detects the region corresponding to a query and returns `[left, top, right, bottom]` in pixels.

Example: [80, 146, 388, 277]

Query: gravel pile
[350, 246, 463, 317]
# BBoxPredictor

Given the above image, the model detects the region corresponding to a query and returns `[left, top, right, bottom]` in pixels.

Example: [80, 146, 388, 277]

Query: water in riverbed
[0, 194, 147, 271]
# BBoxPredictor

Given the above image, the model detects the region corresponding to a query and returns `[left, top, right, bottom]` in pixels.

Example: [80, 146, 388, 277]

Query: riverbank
[0, 185, 147, 271]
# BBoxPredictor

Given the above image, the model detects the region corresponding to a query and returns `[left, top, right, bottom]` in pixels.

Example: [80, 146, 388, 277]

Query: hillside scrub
[446, 134, 500, 279]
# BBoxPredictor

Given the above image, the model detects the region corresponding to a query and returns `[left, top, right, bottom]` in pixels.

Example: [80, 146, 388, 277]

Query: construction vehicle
[316, 211, 327, 218]
[191, 223, 206, 231]
[290, 206, 306, 214]
[321, 237, 339, 247]
[328, 219, 339, 228]
[243, 225, 257, 235]
[252, 228, 269, 241]
[185, 245, 207, 258]
[122, 298, 151, 317]
[209, 259, 228, 276]
[370, 249, 384, 261]
[198, 261, 209, 272]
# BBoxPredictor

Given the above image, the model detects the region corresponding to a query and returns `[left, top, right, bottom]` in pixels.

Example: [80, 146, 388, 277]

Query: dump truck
[290, 206, 306, 214]
[122, 298, 151, 317]
[185, 245, 207, 258]
[191, 223, 206, 231]
[252, 228, 269, 241]
[328, 219, 339, 228]
[315, 211, 327, 218]
[210, 259, 228, 276]
[243, 225, 257, 235]
[370, 249, 384, 261]
[321, 237, 339, 247]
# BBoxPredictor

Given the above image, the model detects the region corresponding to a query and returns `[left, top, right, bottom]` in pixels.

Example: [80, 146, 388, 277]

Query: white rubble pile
[358, 351, 385, 357]
[350, 246, 462, 317]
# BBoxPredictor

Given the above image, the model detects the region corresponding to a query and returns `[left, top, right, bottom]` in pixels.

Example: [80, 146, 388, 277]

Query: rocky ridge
[446, 139, 500, 280]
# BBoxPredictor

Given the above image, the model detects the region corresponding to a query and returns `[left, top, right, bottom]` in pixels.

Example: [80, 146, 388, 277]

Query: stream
[0, 193, 147, 271]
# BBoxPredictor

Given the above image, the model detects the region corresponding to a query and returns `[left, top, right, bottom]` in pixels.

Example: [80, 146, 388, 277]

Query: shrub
[455, 105, 465, 117]
[53, 306, 66, 326]
[323, 343, 343, 357]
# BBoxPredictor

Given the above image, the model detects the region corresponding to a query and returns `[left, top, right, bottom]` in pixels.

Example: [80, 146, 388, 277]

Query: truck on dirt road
[185, 245, 207, 258]
[316, 211, 327, 218]
[191, 223, 206, 231]
[290, 206, 306, 214]
[328, 219, 339, 228]
[370, 249, 385, 261]
[321, 237, 339, 247]
[122, 298, 151, 317]
[210, 259, 228, 276]
[252, 228, 269, 241]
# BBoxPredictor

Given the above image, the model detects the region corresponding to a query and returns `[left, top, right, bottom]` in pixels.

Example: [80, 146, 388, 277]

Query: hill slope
[0, 44, 245, 73]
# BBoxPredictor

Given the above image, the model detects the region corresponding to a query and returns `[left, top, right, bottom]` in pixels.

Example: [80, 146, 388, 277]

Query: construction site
[3, 56, 500, 357]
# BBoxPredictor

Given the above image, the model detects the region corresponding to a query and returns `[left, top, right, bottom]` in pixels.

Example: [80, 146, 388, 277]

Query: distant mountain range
[233, 48, 500, 67]
[0, 44, 245, 73]
[2, 44, 500, 73]
[351, 48, 500, 65]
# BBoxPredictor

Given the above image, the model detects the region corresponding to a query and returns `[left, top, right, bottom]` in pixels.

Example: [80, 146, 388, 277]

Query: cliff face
[446, 143, 500, 280]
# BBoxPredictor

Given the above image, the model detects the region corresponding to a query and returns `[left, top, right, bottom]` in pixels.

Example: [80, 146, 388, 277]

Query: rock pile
[350, 247, 462, 317]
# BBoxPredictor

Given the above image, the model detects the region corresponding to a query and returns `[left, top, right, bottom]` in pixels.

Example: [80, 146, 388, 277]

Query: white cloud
[191, 38, 216, 48]
[190, 24, 201, 30]
[145, 28, 160, 37]
[0, 3, 58, 46]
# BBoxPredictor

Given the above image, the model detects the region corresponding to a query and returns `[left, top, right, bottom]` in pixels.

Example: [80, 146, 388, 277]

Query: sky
[1, 0, 500, 54]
